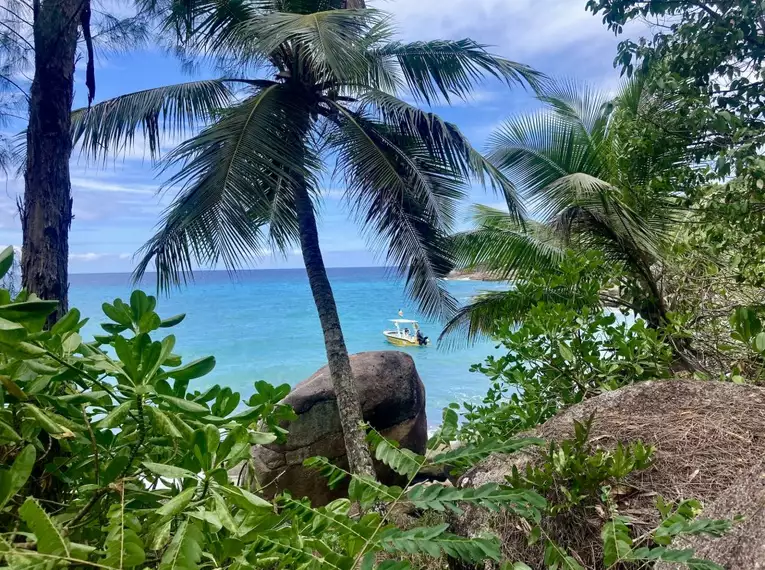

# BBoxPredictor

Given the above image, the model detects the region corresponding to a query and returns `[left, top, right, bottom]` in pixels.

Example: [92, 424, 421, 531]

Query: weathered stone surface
[235, 351, 428, 505]
[657, 461, 765, 570]
[453, 380, 765, 569]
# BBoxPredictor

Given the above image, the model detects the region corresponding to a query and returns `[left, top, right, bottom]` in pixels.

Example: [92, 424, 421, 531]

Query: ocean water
[70, 267, 507, 425]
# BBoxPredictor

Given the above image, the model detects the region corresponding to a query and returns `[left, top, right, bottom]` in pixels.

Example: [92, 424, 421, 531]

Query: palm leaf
[228, 9, 386, 82]
[71, 79, 235, 162]
[375, 39, 542, 104]
[359, 90, 525, 221]
[327, 102, 460, 320]
[537, 79, 612, 137]
[133, 84, 312, 290]
[452, 205, 564, 280]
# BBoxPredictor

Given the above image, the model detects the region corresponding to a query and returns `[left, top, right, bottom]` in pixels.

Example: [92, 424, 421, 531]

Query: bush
[459, 255, 673, 444]
[0, 246, 725, 570]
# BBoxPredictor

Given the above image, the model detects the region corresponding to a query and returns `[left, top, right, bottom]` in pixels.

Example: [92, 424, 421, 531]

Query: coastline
[446, 269, 503, 282]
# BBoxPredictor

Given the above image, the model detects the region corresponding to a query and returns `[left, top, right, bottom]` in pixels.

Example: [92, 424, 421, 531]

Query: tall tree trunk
[294, 181, 376, 479]
[21, 0, 79, 322]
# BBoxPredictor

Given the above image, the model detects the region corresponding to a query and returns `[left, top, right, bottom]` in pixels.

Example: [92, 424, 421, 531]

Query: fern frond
[406, 482, 545, 522]
[378, 524, 501, 564]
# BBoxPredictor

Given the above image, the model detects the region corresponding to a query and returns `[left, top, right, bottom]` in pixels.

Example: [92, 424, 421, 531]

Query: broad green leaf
[0, 301, 59, 322]
[143, 462, 197, 480]
[147, 406, 183, 438]
[160, 314, 186, 328]
[159, 395, 209, 414]
[51, 308, 82, 335]
[212, 491, 238, 533]
[558, 341, 574, 362]
[19, 497, 69, 556]
[23, 403, 69, 435]
[755, 332, 765, 353]
[0, 317, 27, 343]
[61, 332, 82, 354]
[0, 246, 12, 280]
[0, 375, 28, 400]
[167, 356, 216, 383]
[70, 542, 97, 561]
[250, 431, 277, 445]
[102, 302, 133, 327]
[97, 400, 134, 429]
[0, 445, 35, 509]
[158, 519, 203, 570]
[218, 485, 272, 511]
[150, 520, 173, 551]
[0, 418, 20, 441]
[157, 486, 197, 517]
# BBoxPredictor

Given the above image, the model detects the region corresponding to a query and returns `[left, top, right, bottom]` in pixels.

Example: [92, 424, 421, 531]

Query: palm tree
[72, 0, 538, 477]
[443, 78, 694, 341]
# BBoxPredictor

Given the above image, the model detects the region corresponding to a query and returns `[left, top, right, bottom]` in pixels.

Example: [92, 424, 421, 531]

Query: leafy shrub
[459, 256, 672, 444]
[0, 246, 730, 570]
[497, 417, 728, 570]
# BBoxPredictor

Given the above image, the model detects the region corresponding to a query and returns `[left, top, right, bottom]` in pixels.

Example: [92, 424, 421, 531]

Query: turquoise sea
[70, 267, 505, 425]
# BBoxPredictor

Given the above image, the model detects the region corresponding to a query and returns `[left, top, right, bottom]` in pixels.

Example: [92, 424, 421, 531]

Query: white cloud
[71, 177, 157, 195]
[70, 252, 105, 262]
[118, 253, 131, 260]
[374, 0, 618, 57]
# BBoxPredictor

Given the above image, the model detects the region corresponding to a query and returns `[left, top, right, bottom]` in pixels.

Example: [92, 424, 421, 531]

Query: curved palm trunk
[21, 0, 80, 323]
[293, 182, 376, 478]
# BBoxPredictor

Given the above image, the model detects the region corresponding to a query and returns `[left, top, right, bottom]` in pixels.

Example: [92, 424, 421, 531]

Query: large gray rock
[239, 351, 427, 505]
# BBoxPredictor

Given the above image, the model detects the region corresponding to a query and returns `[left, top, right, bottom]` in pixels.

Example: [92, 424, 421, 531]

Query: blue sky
[0, 0, 642, 274]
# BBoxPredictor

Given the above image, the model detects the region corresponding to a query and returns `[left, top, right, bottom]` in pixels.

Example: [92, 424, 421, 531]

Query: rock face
[454, 380, 765, 569]
[239, 351, 427, 505]
[657, 461, 765, 570]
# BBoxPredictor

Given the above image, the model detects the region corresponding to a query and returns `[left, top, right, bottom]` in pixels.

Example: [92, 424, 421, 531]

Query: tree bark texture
[294, 182, 376, 478]
[22, 0, 79, 322]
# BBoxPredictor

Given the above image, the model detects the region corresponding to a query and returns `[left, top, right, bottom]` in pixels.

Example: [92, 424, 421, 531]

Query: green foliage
[505, 416, 654, 514]
[586, 0, 765, 174]
[445, 76, 697, 339]
[0, 247, 561, 570]
[457, 253, 672, 444]
[601, 499, 730, 569]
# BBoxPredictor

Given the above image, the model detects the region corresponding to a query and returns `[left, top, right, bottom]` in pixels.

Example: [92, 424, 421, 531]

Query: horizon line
[70, 265, 393, 277]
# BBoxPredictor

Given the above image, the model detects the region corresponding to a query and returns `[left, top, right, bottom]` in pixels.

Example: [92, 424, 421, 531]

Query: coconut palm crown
[71, 0, 540, 476]
[443, 77, 695, 342]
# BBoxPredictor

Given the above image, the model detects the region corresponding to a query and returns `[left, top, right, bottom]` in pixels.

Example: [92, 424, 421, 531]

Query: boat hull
[383, 332, 427, 347]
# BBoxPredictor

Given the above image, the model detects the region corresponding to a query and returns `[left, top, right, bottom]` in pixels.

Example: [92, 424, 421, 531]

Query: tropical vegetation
[0, 247, 731, 569]
[2, 0, 765, 567]
[0, 0, 153, 321]
[69, 0, 538, 478]
[443, 76, 700, 344]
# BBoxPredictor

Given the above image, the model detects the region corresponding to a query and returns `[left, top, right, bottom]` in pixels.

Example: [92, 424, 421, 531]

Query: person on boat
[404, 327, 410, 337]
[416, 329, 428, 346]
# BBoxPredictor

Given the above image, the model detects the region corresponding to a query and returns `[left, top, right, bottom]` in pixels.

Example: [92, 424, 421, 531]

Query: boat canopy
[390, 319, 419, 324]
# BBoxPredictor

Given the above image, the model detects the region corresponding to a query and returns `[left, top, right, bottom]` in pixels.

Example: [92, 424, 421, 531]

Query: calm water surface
[70, 267, 506, 425]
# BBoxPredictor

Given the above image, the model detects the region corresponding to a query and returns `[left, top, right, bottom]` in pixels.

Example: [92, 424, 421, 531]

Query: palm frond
[133, 84, 312, 290]
[376, 39, 542, 105]
[452, 205, 564, 280]
[360, 90, 525, 221]
[487, 112, 606, 218]
[230, 9, 386, 82]
[327, 102, 461, 320]
[537, 79, 612, 137]
[71, 79, 236, 162]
